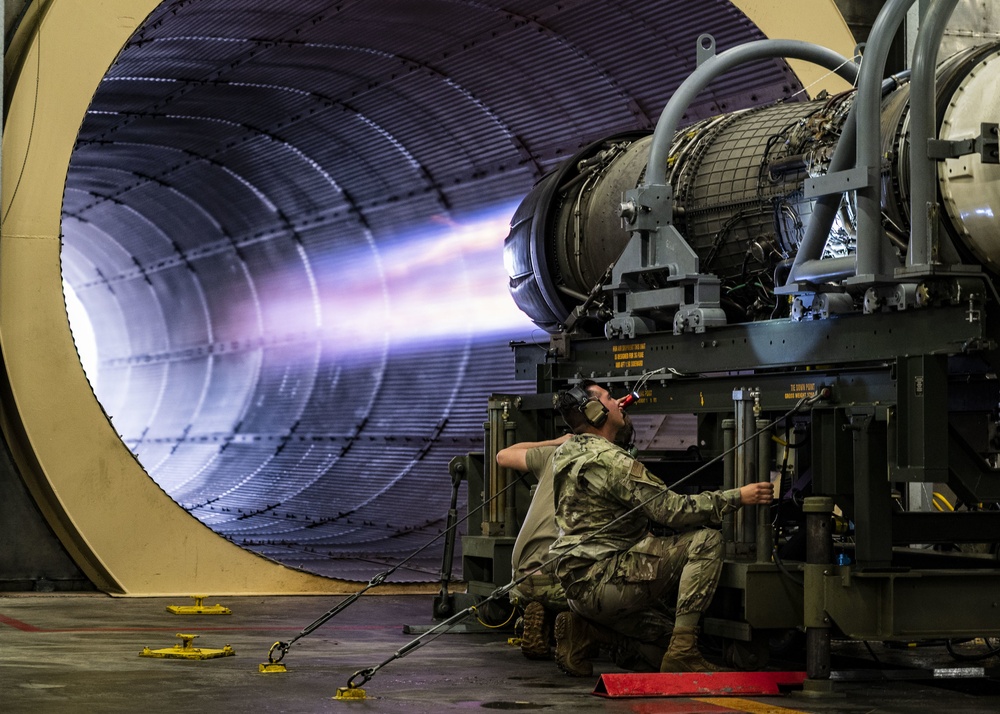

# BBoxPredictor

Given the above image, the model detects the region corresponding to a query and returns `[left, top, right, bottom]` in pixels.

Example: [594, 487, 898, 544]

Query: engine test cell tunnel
[1, 0, 856, 594]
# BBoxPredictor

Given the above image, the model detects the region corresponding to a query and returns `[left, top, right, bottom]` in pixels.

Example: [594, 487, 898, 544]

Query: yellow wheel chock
[139, 633, 235, 660]
[166, 595, 232, 615]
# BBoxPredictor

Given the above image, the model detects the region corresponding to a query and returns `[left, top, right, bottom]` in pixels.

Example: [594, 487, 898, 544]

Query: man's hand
[739, 481, 774, 505]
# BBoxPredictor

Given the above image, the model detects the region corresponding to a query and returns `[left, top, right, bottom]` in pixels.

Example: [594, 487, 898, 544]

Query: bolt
[619, 200, 638, 224]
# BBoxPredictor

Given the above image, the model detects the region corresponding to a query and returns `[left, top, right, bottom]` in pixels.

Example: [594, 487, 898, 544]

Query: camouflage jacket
[549, 433, 741, 575]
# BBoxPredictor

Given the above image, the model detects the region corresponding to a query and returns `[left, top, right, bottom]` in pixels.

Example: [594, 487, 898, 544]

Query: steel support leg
[756, 419, 773, 564]
[722, 418, 736, 556]
[849, 408, 892, 568]
[732, 389, 759, 559]
[801, 496, 839, 697]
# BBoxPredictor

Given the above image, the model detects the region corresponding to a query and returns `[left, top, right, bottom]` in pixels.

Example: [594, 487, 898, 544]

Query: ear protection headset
[564, 384, 608, 428]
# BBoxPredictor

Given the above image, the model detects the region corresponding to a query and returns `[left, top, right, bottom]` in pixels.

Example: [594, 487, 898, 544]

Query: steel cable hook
[268, 641, 289, 664]
[348, 667, 376, 689]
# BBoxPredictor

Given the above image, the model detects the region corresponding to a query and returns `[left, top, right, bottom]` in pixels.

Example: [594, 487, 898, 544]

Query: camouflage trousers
[509, 571, 570, 612]
[565, 528, 723, 644]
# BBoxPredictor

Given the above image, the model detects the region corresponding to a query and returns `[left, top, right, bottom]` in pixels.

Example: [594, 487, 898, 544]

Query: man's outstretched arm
[496, 434, 571, 472]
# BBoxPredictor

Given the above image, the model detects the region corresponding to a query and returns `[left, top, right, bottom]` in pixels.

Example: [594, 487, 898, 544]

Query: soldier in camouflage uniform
[497, 435, 572, 660]
[500, 430, 657, 670]
[550, 380, 774, 675]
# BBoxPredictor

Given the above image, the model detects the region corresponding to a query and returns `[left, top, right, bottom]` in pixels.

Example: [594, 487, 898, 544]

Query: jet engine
[505, 42, 1000, 334]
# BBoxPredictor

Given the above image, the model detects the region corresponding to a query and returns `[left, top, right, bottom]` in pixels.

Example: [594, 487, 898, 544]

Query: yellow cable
[932, 492, 955, 511]
[470, 604, 517, 629]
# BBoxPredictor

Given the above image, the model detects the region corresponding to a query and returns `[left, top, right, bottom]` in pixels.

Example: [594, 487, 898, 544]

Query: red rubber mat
[593, 671, 808, 698]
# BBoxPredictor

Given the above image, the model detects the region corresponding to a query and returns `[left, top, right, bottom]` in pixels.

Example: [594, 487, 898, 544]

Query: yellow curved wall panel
[734, 0, 858, 97]
[1, 0, 354, 596]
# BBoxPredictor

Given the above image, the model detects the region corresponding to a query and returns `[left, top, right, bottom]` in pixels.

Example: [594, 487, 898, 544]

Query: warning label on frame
[613, 342, 645, 369]
[784, 382, 816, 400]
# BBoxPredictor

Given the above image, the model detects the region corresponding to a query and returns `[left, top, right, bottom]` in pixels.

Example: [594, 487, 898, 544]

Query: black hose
[946, 637, 1000, 662]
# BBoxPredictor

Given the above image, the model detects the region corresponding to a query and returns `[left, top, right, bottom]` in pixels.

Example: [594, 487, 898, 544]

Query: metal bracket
[862, 284, 918, 314]
[165, 594, 232, 615]
[139, 633, 235, 660]
[334, 686, 368, 700]
[548, 332, 571, 359]
[562, 262, 614, 333]
[672, 302, 727, 335]
[696, 34, 716, 66]
[605, 313, 655, 340]
[927, 122, 999, 163]
[803, 166, 877, 198]
[620, 183, 674, 232]
[614, 180, 729, 335]
[790, 292, 855, 321]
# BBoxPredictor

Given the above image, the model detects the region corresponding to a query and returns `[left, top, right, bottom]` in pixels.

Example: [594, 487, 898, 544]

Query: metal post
[503, 416, 517, 537]
[849, 408, 892, 568]
[484, 399, 510, 537]
[803, 496, 834, 690]
[722, 418, 736, 557]
[786, 69, 911, 286]
[853, 0, 917, 280]
[483, 415, 495, 535]
[732, 389, 759, 559]
[433, 459, 465, 618]
[907, 0, 961, 269]
[755, 419, 773, 564]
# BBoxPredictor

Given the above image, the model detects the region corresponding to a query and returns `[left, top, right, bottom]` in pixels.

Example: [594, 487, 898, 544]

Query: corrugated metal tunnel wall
[1, 0, 855, 594]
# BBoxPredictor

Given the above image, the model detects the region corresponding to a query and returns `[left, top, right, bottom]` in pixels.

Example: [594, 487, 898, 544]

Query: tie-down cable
[264, 471, 527, 668]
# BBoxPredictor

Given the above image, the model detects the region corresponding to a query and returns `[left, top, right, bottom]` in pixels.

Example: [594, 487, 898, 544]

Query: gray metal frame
[461, 0, 1000, 685]
[510, 300, 1000, 673]
[609, 38, 860, 336]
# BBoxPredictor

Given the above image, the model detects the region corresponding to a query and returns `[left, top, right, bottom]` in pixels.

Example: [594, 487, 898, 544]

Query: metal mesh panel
[677, 102, 821, 289]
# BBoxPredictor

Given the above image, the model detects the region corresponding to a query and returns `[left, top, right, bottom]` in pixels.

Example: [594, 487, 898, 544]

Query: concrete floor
[3, 592, 1000, 714]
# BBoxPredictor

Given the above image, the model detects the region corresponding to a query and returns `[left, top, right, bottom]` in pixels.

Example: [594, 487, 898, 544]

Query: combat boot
[553, 611, 601, 676]
[519, 601, 553, 660]
[659, 626, 725, 673]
